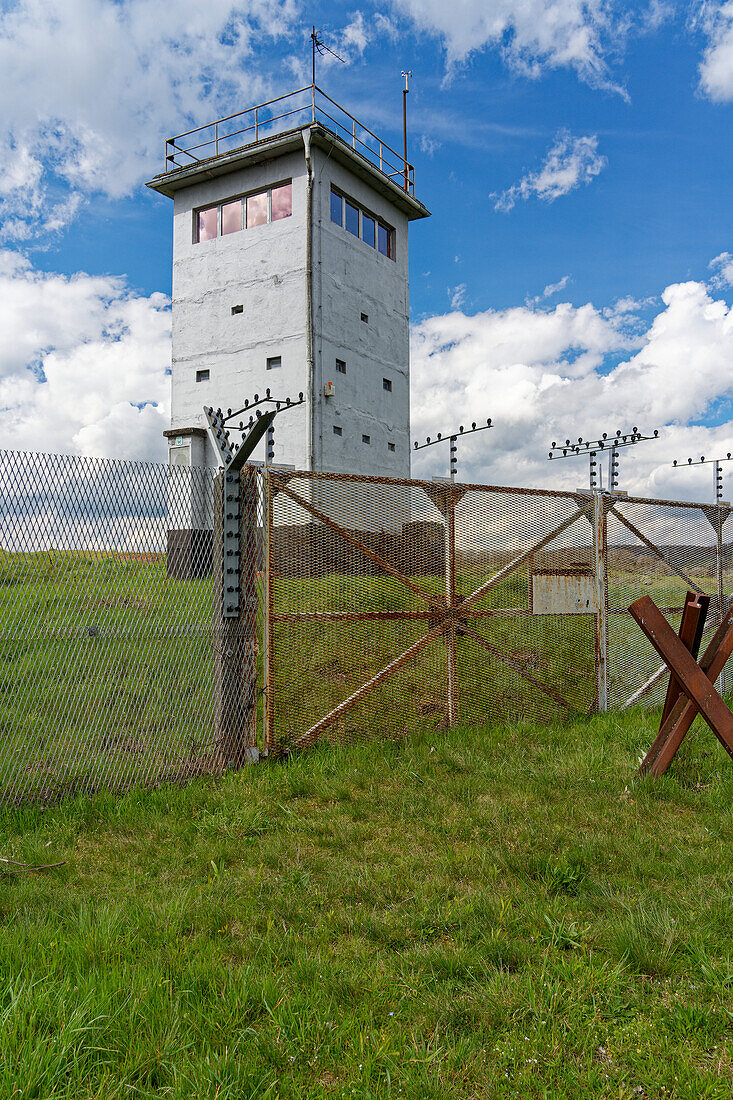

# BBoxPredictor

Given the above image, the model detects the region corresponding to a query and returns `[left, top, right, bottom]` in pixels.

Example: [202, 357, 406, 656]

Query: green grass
[3, 710, 733, 1097]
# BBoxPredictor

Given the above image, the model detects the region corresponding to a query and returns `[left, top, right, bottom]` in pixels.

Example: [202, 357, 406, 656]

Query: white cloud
[526, 274, 571, 306]
[0, 0, 299, 239]
[449, 284, 468, 309]
[710, 251, 733, 287]
[493, 131, 607, 212]
[410, 272, 733, 500]
[386, 0, 637, 91]
[0, 252, 171, 461]
[696, 1, 733, 101]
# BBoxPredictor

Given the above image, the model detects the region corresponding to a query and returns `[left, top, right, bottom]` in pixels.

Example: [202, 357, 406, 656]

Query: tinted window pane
[362, 214, 375, 247]
[221, 200, 242, 235]
[271, 182, 292, 221]
[197, 207, 217, 242]
[330, 190, 342, 225]
[247, 191, 267, 227]
[345, 201, 359, 236]
[378, 223, 391, 257]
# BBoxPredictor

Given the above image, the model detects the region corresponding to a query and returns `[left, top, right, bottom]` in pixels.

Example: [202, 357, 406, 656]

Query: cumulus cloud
[0, 0, 299, 239]
[410, 273, 733, 500]
[696, 1, 733, 101]
[386, 0, 639, 90]
[0, 252, 171, 461]
[493, 132, 607, 212]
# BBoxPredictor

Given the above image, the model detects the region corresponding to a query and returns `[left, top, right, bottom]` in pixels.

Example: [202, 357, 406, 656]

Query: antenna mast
[402, 71, 412, 193]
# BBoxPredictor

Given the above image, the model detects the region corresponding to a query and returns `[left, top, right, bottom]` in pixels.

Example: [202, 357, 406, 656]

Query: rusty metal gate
[259, 470, 611, 753]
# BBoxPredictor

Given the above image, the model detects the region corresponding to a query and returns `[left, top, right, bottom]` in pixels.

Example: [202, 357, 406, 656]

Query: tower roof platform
[146, 85, 430, 222]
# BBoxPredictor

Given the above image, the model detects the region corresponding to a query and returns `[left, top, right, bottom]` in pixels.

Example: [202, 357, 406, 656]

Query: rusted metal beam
[459, 622, 574, 712]
[659, 591, 709, 727]
[612, 508, 704, 594]
[271, 477, 445, 610]
[630, 596, 733, 768]
[638, 602, 733, 775]
[459, 505, 587, 615]
[290, 620, 449, 753]
[272, 606, 546, 625]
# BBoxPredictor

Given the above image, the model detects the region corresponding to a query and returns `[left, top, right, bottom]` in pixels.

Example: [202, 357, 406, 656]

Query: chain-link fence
[2, 450, 731, 805]
[0, 449, 226, 804]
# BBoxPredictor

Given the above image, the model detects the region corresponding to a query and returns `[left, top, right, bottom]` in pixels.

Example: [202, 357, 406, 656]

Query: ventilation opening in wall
[362, 434, 371, 445]
[388, 442, 395, 452]
[266, 356, 282, 370]
[383, 378, 392, 392]
[196, 369, 210, 382]
[333, 425, 342, 436]
[361, 312, 369, 323]
[336, 359, 346, 375]
[231, 304, 243, 315]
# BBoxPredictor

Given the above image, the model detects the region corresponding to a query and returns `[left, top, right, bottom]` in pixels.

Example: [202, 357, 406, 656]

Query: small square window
[382, 378, 392, 392]
[231, 304, 243, 315]
[196, 369, 210, 382]
[362, 214, 375, 248]
[333, 425, 342, 436]
[335, 359, 346, 375]
[247, 191, 268, 227]
[345, 200, 359, 237]
[196, 206, 217, 242]
[388, 442, 396, 452]
[361, 312, 369, 323]
[221, 199, 242, 235]
[362, 434, 370, 445]
[330, 190, 342, 226]
[266, 356, 281, 370]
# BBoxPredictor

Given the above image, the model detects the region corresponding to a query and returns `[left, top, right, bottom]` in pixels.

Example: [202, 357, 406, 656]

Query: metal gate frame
[259, 470, 615, 753]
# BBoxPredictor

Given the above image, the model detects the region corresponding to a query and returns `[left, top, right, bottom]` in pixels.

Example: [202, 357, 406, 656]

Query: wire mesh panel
[262, 470, 599, 751]
[0, 449, 239, 804]
[607, 496, 727, 708]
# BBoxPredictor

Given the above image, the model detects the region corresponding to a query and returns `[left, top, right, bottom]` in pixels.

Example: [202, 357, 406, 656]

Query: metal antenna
[311, 25, 346, 86]
[413, 419, 493, 483]
[548, 427, 660, 492]
[401, 70, 412, 193]
[672, 452, 733, 504]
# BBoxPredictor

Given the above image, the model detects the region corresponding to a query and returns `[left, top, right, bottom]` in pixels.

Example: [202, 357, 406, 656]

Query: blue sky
[1, 0, 732, 497]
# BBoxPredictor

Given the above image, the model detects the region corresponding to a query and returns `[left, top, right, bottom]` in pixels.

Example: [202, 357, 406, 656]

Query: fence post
[213, 464, 259, 765]
[445, 487, 457, 726]
[263, 469, 275, 753]
[593, 492, 609, 711]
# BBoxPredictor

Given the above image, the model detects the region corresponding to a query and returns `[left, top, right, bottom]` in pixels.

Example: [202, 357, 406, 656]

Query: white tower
[147, 86, 430, 476]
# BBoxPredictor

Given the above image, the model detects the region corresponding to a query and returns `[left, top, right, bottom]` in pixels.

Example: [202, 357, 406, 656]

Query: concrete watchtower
[147, 85, 430, 476]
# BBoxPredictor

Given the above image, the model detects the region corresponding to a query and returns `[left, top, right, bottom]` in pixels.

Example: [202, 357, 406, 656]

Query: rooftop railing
[163, 85, 415, 195]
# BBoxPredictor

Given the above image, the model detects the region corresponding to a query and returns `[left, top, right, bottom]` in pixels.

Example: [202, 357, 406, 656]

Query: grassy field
[3, 709, 733, 1097]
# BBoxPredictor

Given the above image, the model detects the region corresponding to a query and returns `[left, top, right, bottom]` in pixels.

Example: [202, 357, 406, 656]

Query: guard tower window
[196, 369, 210, 382]
[378, 222, 393, 258]
[266, 356, 281, 370]
[197, 207, 218, 242]
[362, 434, 371, 445]
[382, 378, 392, 392]
[330, 190, 343, 226]
[345, 200, 359, 237]
[362, 214, 375, 248]
[194, 181, 292, 242]
[388, 442, 396, 452]
[336, 358, 346, 375]
[333, 425, 342, 436]
[271, 182, 292, 220]
[247, 191, 268, 227]
[221, 199, 242, 235]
